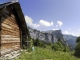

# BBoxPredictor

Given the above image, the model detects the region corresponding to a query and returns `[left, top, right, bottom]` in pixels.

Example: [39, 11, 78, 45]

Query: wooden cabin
[0, 0, 29, 59]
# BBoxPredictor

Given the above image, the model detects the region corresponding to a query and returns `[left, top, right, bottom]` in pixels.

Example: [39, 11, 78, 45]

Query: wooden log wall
[0, 7, 21, 55]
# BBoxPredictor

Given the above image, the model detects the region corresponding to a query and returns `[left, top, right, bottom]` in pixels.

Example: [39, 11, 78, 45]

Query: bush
[33, 38, 40, 46]
[39, 41, 46, 48]
[63, 46, 70, 52]
[51, 41, 64, 51]
[74, 42, 80, 57]
[74, 36, 80, 58]
[51, 39, 70, 52]
[23, 45, 27, 49]
[51, 43, 60, 51]
[33, 38, 46, 48]
[76, 37, 80, 43]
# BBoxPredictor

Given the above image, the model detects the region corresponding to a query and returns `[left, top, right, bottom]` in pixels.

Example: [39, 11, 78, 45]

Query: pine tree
[74, 36, 80, 58]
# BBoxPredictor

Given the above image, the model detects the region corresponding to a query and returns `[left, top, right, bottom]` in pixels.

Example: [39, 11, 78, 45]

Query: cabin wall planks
[0, 1, 29, 59]
[0, 6, 21, 57]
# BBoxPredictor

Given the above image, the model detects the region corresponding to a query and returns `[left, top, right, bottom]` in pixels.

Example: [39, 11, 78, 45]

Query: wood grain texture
[1, 42, 20, 50]
[1, 7, 21, 56]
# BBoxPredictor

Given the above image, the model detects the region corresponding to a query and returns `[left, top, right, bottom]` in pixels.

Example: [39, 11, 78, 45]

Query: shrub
[33, 38, 46, 48]
[23, 45, 27, 49]
[74, 36, 80, 58]
[39, 41, 46, 48]
[76, 37, 80, 43]
[74, 42, 80, 57]
[63, 46, 70, 52]
[51, 41, 64, 51]
[33, 38, 40, 46]
[51, 43, 60, 51]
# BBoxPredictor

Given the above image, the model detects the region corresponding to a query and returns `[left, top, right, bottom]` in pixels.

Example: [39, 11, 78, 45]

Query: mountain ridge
[28, 26, 77, 50]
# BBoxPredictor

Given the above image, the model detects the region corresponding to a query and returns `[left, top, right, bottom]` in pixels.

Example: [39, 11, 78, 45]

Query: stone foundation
[0, 50, 21, 60]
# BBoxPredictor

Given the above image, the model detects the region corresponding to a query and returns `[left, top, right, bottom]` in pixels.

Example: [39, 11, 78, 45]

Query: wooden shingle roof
[0, 1, 29, 36]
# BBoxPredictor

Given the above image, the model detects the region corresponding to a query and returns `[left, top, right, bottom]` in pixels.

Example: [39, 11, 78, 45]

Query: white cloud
[39, 20, 53, 27]
[77, 33, 80, 36]
[63, 31, 80, 36]
[64, 31, 70, 34]
[25, 15, 40, 28]
[25, 15, 54, 28]
[32, 24, 40, 28]
[64, 31, 75, 36]
[25, 15, 33, 25]
[71, 32, 75, 36]
[52, 28, 59, 30]
[57, 21, 63, 27]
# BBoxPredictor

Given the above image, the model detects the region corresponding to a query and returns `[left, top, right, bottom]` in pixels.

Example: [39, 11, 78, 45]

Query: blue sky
[1, 0, 80, 36]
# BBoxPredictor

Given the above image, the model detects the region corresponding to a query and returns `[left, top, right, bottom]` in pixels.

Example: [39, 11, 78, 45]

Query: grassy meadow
[14, 47, 80, 60]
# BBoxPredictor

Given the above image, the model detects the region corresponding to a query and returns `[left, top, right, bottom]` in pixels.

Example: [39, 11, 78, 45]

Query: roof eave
[0, 1, 18, 9]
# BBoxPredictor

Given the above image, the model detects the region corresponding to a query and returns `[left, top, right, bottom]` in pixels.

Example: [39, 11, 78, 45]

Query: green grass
[14, 47, 80, 60]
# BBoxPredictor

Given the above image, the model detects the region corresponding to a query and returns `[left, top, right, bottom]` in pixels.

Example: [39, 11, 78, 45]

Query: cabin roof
[0, 1, 29, 36]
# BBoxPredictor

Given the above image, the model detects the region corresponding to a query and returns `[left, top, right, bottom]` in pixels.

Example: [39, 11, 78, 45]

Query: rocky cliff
[28, 26, 68, 46]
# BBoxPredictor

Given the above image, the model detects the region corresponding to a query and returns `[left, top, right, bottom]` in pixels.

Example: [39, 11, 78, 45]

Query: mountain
[28, 26, 78, 50]
[63, 34, 77, 50]
[28, 26, 68, 46]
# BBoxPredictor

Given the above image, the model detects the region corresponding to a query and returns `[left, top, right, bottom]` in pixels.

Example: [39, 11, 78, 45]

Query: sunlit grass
[15, 47, 80, 60]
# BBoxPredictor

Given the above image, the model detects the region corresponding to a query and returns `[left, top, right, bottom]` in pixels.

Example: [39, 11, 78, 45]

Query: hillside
[63, 35, 77, 50]
[28, 26, 77, 50]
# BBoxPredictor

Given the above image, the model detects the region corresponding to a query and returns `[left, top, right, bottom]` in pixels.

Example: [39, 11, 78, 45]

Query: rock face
[28, 26, 68, 45]
[28, 27, 52, 42]
[28, 26, 77, 50]
[42, 30, 65, 44]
